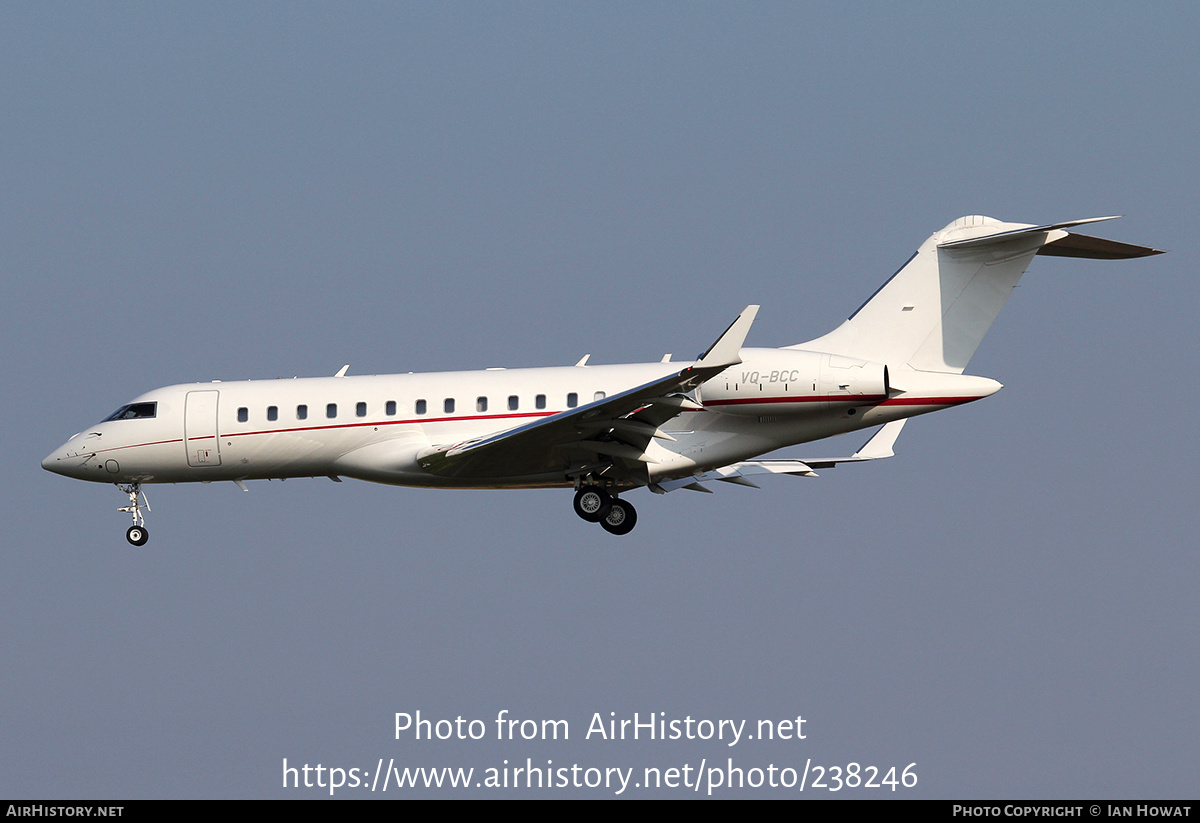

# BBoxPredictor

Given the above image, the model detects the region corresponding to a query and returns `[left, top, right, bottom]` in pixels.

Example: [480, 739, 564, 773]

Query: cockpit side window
[103, 402, 157, 421]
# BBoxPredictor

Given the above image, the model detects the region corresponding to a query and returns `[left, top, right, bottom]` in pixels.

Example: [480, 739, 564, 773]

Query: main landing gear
[117, 483, 150, 546]
[572, 485, 638, 535]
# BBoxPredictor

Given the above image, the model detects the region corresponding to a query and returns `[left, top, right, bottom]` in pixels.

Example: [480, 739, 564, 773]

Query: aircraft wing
[651, 420, 906, 493]
[415, 306, 760, 483]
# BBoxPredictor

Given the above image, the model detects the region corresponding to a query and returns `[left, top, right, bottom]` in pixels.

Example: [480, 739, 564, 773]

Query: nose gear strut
[116, 483, 150, 546]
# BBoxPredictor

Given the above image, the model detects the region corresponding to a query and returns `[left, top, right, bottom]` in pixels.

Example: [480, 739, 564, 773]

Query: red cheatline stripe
[704, 395, 831, 406]
[878, 396, 978, 406]
[220, 410, 556, 440]
[704, 394, 979, 408]
[704, 394, 889, 407]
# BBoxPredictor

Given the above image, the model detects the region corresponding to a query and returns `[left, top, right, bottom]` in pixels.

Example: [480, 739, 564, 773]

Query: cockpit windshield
[103, 402, 158, 421]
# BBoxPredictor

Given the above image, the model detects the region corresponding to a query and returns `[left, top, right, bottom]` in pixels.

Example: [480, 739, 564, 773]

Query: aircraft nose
[42, 446, 69, 475]
[42, 442, 91, 478]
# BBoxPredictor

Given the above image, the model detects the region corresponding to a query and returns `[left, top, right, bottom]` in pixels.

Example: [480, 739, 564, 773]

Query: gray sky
[3, 3, 1197, 798]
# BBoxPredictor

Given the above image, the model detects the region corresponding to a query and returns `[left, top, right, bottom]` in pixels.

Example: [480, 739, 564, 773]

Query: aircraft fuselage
[42, 349, 996, 490]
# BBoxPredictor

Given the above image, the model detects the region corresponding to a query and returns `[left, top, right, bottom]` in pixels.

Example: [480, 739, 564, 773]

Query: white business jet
[43, 215, 1160, 544]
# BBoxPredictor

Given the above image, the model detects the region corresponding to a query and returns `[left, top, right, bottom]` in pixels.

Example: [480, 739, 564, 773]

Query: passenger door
[184, 390, 222, 467]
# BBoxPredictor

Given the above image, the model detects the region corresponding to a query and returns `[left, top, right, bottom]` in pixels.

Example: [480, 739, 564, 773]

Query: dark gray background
[4, 3, 1196, 798]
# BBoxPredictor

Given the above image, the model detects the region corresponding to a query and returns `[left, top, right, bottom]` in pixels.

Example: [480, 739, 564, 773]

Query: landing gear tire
[600, 499, 637, 535]
[573, 486, 611, 523]
[126, 525, 149, 546]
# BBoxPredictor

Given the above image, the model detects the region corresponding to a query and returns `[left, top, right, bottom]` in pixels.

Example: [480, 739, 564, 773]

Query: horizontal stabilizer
[936, 217, 1120, 250]
[1037, 232, 1164, 259]
[937, 217, 1164, 258]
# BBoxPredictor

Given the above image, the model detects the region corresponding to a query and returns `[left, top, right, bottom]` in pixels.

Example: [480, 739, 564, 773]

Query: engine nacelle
[819, 353, 890, 401]
[698, 348, 889, 415]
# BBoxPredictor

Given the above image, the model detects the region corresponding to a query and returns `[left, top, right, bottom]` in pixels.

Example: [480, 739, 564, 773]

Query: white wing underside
[651, 420, 906, 494]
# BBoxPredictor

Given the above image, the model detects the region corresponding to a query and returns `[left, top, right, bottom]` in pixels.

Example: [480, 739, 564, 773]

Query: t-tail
[792, 215, 1162, 374]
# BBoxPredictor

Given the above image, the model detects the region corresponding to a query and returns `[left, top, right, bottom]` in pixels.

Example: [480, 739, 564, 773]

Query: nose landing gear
[572, 484, 638, 535]
[117, 483, 150, 546]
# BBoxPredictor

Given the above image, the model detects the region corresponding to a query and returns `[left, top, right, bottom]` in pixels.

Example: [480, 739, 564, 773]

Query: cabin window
[356, 402, 367, 418]
[297, 404, 308, 420]
[267, 406, 278, 422]
[594, 391, 606, 401]
[444, 398, 455, 414]
[477, 396, 488, 412]
[237, 407, 248, 423]
[386, 401, 396, 416]
[567, 392, 578, 408]
[103, 402, 157, 421]
[326, 403, 337, 419]
[415, 399, 426, 415]
[536, 394, 546, 410]
[508, 395, 518, 411]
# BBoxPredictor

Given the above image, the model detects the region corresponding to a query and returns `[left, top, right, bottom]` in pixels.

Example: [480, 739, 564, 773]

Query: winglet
[802, 419, 907, 469]
[696, 305, 759, 368]
[851, 419, 906, 459]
